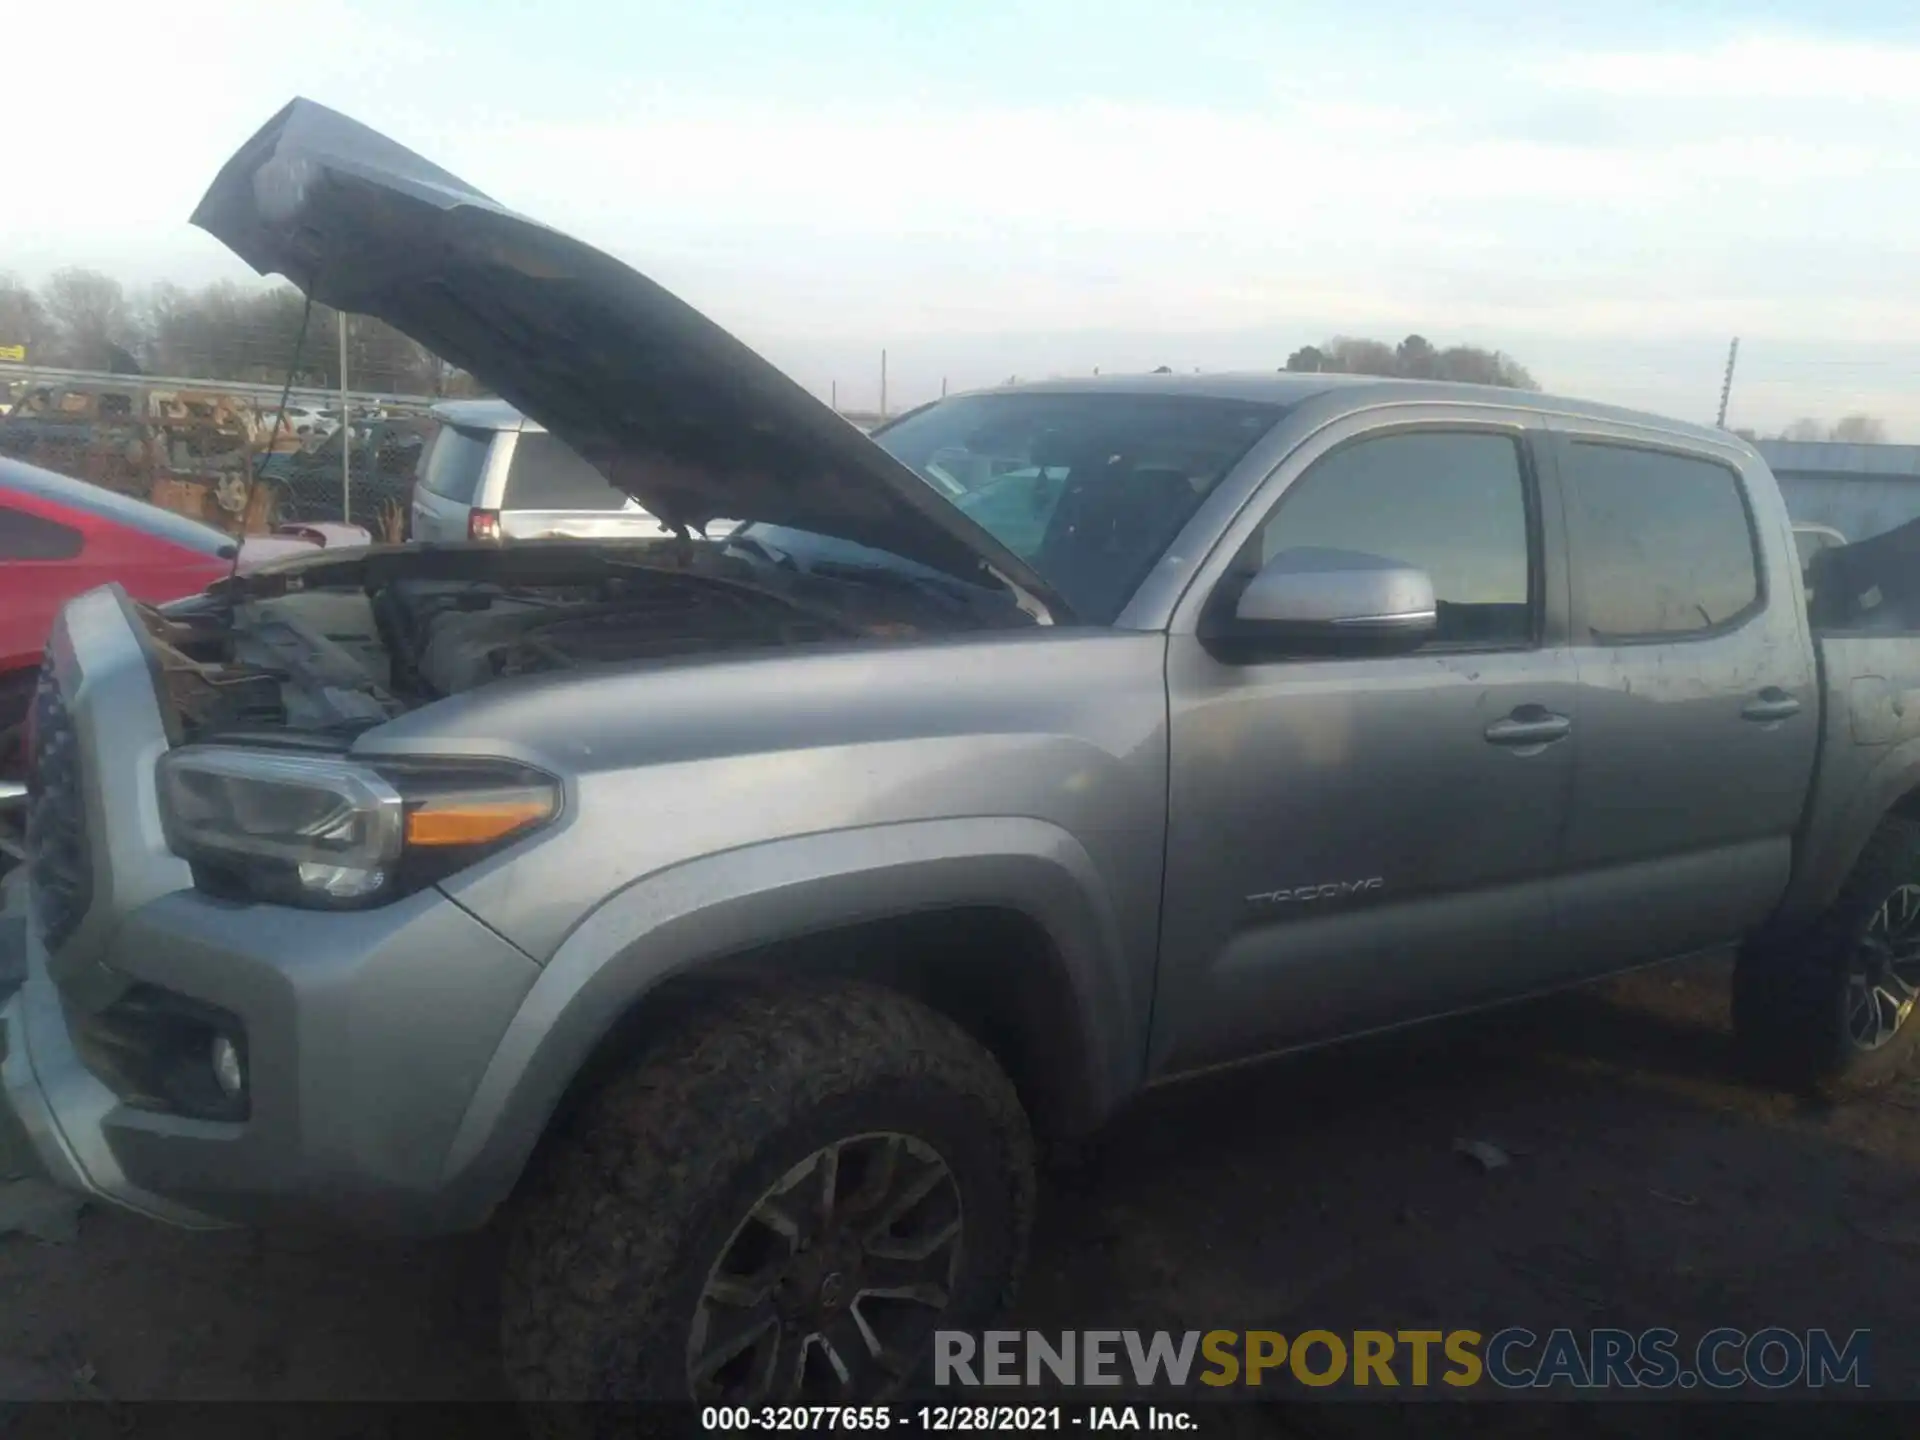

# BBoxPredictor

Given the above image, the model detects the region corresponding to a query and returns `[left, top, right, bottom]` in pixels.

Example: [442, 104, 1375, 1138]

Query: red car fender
[0, 473, 361, 682]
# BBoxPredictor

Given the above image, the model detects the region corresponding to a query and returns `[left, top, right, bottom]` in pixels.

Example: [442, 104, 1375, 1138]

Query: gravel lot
[3, 957, 1917, 1432]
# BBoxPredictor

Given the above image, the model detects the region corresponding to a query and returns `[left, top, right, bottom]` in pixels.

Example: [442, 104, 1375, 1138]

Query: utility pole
[941, 376, 948, 398]
[880, 349, 888, 418]
[831, 379, 837, 413]
[1715, 337, 1740, 429]
[338, 311, 351, 523]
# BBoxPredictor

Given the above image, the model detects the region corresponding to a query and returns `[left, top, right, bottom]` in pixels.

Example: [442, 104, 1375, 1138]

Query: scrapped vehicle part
[0, 381, 330, 536]
[0, 384, 157, 494]
[258, 414, 433, 533]
[148, 389, 257, 469]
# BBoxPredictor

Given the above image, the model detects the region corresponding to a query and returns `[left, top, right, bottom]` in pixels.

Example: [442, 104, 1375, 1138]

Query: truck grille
[26, 665, 93, 952]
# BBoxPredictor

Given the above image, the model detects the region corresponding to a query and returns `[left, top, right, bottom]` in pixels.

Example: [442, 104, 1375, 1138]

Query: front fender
[434, 816, 1138, 1225]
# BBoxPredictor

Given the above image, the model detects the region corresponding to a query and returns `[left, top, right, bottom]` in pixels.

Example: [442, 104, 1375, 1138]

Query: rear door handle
[1484, 708, 1573, 747]
[1741, 689, 1802, 723]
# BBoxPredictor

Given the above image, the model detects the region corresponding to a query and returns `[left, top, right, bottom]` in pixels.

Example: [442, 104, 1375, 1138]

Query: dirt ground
[3, 956, 1917, 1430]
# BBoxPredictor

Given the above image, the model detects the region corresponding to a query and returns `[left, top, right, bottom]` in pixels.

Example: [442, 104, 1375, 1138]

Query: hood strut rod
[225, 289, 316, 595]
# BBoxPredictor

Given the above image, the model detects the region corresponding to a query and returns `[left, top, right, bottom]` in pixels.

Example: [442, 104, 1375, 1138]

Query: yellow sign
[0, 343, 24, 362]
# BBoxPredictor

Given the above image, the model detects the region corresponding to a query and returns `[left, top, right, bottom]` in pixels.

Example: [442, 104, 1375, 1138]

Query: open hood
[192, 99, 1067, 621]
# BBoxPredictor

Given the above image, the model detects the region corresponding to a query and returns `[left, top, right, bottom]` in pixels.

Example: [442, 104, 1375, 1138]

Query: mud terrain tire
[500, 982, 1035, 1406]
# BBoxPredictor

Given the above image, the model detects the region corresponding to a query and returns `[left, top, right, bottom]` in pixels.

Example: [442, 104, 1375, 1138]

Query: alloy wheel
[687, 1131, 964, 1403]
[1846, 884, 1920, 1051]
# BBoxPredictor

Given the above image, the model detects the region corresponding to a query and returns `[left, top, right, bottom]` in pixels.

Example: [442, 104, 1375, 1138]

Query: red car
[0, 455, 367, 861]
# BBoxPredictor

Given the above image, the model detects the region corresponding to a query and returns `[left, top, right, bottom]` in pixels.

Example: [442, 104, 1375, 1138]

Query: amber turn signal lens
[404, 792, 555, 847]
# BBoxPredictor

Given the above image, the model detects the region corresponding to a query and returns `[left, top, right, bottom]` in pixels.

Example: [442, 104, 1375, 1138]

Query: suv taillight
[468, 508, 502, 542]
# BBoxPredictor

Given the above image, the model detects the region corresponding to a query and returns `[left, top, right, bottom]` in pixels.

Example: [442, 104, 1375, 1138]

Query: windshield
[872, 392, 1283, 623]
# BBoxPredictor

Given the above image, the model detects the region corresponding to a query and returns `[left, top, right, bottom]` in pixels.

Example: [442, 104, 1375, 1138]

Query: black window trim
[1555, 431, 1767, 647]
[1206, 418, 1548, 659]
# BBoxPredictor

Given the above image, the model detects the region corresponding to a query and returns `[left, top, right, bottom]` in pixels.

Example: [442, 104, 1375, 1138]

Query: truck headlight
[156, 747, 558, 908]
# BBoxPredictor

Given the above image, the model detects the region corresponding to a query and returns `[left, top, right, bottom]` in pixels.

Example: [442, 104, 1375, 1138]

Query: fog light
[211, 1035, 246, 1099]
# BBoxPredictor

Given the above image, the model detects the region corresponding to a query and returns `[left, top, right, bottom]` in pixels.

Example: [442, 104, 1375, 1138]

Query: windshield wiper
[799, 558, 992, 614]
[722, 532, 796, 569]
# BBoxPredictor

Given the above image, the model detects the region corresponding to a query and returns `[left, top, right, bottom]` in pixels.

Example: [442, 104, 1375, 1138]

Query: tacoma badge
[1246, 877, 1385, 910]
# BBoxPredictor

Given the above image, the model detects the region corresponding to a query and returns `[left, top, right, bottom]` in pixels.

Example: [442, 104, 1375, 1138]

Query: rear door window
[1561, 442, 1760, 639]
[417, 425, 491, 504]
[0, 505, 84, 560]
[502, 433, 630, 512]
[2, 463, 232, 556]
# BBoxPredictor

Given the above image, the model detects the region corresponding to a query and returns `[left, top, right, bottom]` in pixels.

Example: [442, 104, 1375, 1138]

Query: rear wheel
[499, 982, 1035, 1405]
[1734, 817, 1920, 1096]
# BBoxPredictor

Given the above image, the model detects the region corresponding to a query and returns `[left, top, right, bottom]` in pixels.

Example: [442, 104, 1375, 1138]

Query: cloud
[447, 94, 1910, 244]
[411, 87, 1916, 360]
[1535, 34, 1920, 103]
[3, 0, 435, 278]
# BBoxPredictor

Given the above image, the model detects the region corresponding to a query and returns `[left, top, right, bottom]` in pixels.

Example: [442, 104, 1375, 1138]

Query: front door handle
[1484, 707, 1573, 747]
[1741, 689, 1802, 723]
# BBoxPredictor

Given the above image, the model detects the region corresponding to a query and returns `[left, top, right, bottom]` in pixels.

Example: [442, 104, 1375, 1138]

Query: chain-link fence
[0, 371, 437, 541]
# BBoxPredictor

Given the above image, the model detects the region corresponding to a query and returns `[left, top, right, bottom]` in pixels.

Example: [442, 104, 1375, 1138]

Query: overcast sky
[8, 0, 1920, 434]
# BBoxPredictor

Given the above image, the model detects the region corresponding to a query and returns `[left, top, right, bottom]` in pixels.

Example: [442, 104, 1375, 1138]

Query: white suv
[409, 398, 684, 543]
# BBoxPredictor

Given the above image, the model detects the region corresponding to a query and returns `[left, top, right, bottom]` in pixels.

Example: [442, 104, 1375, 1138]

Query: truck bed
[1777, 518, 1920, 929]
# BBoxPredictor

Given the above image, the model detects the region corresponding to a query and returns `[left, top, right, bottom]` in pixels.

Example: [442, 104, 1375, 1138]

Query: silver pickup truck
[8, 100, 1920, 1406]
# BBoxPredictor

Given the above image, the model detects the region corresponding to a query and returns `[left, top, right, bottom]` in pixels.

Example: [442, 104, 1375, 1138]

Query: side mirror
[1209, 547, 1437, 657]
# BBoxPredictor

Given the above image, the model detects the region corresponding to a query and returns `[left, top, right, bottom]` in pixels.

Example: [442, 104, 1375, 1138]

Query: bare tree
[1433, 345, 1536, 389]
[1283, 334, 1536, 388]
[40, 268, 132, 369]
[1395, 333, 1439, 379]
[1322, 336, 1399, 376]
[1829, 414, 1888, 444]
[0, 273, 52, 360]
[8, 266, 469, 397]
[129, 280, 445, 391]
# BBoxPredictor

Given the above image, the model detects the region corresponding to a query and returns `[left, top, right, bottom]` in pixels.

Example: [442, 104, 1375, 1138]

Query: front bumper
[2, 886, 221, 1227]
[1, 877, 542, 1233]
[1, 587, 544, 1234]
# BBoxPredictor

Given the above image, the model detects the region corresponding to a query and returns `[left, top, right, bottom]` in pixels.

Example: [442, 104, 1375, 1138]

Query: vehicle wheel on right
[1734, 816, 1920, 1097]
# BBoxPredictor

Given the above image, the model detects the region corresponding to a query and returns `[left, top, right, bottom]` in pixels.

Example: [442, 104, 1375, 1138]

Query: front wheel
[500, 982, 1035, 1404]
[1735, 817, 1920, 1097]
[0, 668, 34, 879]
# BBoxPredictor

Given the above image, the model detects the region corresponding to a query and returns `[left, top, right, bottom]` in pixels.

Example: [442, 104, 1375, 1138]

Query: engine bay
[144, 538, 1031, 741]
